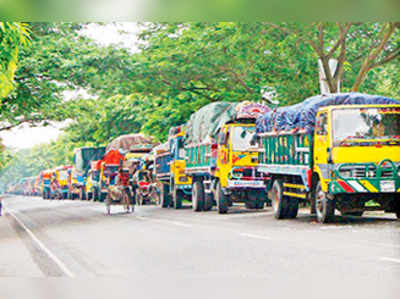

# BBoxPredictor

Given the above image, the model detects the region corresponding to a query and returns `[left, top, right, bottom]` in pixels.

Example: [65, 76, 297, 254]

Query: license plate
[227, 180, 265, 188]
[380, 180, 395, 192]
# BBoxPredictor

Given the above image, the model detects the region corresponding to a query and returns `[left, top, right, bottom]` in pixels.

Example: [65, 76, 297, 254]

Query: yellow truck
[185, 102, 271, 213]
[256, 93, 400, 223]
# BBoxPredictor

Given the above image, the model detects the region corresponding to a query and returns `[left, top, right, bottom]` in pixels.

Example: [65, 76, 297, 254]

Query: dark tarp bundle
[256, 93, 400, 134]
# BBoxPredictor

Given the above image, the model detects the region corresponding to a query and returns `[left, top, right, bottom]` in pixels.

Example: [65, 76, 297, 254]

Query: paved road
[1, 195, 399, 299]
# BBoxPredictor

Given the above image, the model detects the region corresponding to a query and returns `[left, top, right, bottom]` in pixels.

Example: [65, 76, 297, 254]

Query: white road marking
[240, 233, 271, 240]
[5, 208, 75, 278]
[380, 257, 400, 264]
[136, 216, 193, 228]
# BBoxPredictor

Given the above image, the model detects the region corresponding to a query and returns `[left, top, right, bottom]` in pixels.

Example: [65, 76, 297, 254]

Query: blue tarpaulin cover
[256, 93, 400, 134]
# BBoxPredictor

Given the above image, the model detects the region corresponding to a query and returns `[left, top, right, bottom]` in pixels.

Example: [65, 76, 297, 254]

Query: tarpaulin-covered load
[106, 134, 158, 154]
[256, 93, 400, 134]
[185, 101, 271, 144]
[74, 147, 106, 176]
[103, 149, 124, 165]
[152, 142, 169, 155]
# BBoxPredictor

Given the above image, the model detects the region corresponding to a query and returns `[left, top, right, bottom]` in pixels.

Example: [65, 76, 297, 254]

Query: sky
[0, 22, 141, 150]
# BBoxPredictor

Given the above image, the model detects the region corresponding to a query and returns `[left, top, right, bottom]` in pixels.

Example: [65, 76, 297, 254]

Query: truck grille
[339, 167, 395, 178]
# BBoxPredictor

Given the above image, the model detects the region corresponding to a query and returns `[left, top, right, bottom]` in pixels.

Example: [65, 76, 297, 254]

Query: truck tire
[93, 188, 99, 201]
[286, 198, 299, 219]
[396, 210, 400, 220]
[173, 186, 183, 209]
[203, 193, 213, 211]
[256, 191, 266, 209]
[245, 190, 258, 209]
[192, 180, 204, 212]
[79, 188, 86, 201]
[315, 181, 335, 223]
[216, 182, 228, 214]
[160, 184, 170, 208]
[271, 179, 288, 219]
[87, 191, 93, 201]
[100, 192, 107, 202]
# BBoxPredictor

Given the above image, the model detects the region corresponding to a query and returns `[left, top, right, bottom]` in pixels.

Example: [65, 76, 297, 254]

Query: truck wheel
[245, 190, 258, 209]
[203, 193, 213, 211]
[192, 180, 204, 212]
[160, 184, 170, 208]
[87, 192, 93, 201]
[216, 182, 228, 214]
[100, 192, 106, 202]
[286, 198, 299, 219]
[396, 210, 400, 220]
[79, 188, 86, 201]
[93, 189, 99, 201]
[173, 187, 183, 209]
[315, 181, 335, 223]
[62, 192, 68, 200]
[256, 191, 266, 209]
[271, 179, 288, 219]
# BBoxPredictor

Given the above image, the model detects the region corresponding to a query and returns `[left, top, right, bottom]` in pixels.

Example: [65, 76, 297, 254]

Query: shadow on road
[294, 213, 398, 226]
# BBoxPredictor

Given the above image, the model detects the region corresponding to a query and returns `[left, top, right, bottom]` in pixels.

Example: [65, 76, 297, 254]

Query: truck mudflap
[227, 179, 265, 189]
[330, 160, 400, 194]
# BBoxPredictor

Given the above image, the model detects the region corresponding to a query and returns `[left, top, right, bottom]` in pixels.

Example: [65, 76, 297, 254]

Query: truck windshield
[332, 107, 400, 146]
[231, 126, 257, 151]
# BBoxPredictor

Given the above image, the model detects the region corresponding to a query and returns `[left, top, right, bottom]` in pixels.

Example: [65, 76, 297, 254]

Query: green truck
[69, 146, 106, 200]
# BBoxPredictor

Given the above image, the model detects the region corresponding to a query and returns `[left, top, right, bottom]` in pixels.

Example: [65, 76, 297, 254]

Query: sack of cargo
[256, 93, 400, 134]
[106, 134, 157, 154]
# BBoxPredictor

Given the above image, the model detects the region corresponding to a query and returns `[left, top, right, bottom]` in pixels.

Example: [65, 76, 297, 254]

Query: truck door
[314, 111, 329, 165]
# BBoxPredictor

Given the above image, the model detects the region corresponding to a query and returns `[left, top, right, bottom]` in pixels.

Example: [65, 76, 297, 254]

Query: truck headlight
[179, 176, 188, 182]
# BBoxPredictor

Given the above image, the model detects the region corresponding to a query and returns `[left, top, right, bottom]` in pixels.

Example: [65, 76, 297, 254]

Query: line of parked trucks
[7, 93, 400, 223]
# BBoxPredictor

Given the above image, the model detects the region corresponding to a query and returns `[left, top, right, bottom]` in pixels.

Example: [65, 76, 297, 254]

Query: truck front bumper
[227, 179, 265, 189]
[330, 178, 400, 194]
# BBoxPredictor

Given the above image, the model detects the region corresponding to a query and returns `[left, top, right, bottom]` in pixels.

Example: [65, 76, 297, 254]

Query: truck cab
[212, 122, 267, 212]
[312, 104, 400, 220]
[185, 102, 271, 214]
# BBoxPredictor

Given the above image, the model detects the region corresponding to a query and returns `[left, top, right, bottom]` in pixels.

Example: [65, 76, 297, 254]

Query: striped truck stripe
[347, 180, 367, 192]
[359, 180, 379, 192]
[337, 180, 355, 193]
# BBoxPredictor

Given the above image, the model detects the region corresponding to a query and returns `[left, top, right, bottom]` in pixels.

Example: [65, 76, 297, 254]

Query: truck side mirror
[327, 147, 333, 164]
[218, 132, 227, 145]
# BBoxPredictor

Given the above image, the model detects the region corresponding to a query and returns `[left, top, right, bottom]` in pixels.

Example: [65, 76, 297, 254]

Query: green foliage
[0, 22, 29, 99]
[1, 22, 399, 189]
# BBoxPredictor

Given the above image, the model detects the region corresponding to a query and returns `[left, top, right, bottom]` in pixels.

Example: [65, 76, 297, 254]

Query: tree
[0, 22, 29, 99]
[270, 22, 400, 93]
[0, 22, 134, 131]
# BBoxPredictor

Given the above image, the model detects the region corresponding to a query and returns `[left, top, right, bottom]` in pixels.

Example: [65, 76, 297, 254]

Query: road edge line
[5, 208, 75, 278]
